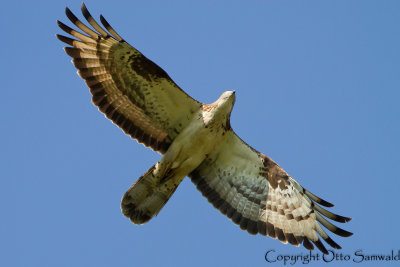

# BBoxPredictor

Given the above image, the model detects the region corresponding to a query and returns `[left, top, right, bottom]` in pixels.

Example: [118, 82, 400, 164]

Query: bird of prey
[57, 3, 352, 254]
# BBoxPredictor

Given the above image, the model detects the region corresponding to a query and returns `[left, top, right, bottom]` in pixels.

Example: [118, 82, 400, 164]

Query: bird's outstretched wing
[189, 131, 352, 254]
[57, 4, 201, 153]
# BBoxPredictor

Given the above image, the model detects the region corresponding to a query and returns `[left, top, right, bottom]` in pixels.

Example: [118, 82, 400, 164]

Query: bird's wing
[57, 4, 201, 153]
[189, 131, 352, 254]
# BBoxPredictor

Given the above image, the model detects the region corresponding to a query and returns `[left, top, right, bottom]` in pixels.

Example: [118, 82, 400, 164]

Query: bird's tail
[121, 163, 181, 224]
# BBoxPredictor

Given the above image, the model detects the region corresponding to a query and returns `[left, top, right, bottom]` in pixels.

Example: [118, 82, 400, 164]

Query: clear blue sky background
[3, 1, 400, 266]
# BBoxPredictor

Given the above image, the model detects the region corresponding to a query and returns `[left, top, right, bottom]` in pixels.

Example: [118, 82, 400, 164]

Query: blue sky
[3, 1, 400, 266]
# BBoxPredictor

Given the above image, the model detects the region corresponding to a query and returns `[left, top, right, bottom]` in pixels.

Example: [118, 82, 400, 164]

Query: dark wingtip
[335, 227, 353, 237]
[65, 7, 79, 24]
[81, 2, 90, 19]
[63, 47, 76, 58]
[304, 188, 334, 207]
[57, 20, 72, 33]
[99, 14, 110, 29]
[302, 237, 314, 251]
[56, 20, 63, 27]
[319, 199, 334, 208]
[55, 34, 64, 42]
[336, 215, 352, 223]
[99, 14, 123, 41]
[313, 239, 328, 254]
[325, 237, 342, 249]
[56, 34, 73, 46]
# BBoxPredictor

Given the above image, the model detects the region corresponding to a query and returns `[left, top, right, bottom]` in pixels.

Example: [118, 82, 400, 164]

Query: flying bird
[57, 3, 352, 254]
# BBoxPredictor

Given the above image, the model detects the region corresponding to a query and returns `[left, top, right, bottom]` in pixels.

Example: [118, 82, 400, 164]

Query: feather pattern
[57, 3, 201, 153]
[189, 131, 352, 254]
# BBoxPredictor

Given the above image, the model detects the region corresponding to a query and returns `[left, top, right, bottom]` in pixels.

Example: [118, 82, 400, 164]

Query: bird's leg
[154, 144, 184, 182]
[153, 158, 179, 183]
[160, 167, 176, 183]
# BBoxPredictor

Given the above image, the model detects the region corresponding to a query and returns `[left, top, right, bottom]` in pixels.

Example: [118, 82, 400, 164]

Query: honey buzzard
[57, 3, 352, 254]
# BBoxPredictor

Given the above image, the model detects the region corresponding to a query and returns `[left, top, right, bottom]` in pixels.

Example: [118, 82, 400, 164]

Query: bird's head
[217, 90, 236, 111]
[202, 90, 236, 129]
[201, 90, 236, 128]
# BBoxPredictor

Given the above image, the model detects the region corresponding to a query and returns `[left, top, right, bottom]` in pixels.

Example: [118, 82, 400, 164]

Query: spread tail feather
[121, 164, 181, 224]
